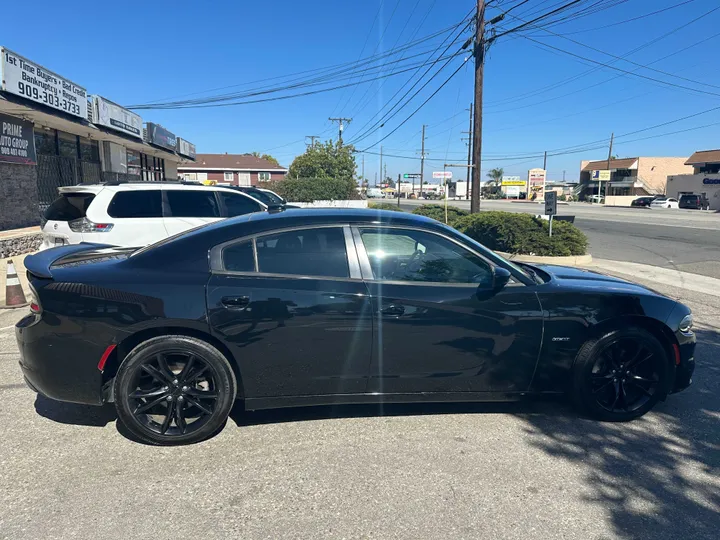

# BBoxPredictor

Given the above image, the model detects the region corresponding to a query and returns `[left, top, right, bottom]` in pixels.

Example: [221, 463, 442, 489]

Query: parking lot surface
[1, 277, 718, 540]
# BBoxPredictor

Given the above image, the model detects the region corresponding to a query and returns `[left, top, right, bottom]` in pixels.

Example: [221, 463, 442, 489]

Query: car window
[166, 190, 220, 218]
[359, 228, 492, 285]
[107, 190, 162, 218]
[223, 241, 255, 272]
[218, 191, 263, 217]
[44, 193, 96, 221]
[255, 228, 349, 278]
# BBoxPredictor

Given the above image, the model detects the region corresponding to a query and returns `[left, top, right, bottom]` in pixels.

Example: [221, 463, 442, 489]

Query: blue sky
[3, 0, 719, 183]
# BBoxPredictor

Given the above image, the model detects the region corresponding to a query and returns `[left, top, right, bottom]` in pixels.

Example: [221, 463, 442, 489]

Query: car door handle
[221, 296, 250, 309]
[381, 304, 405, 316]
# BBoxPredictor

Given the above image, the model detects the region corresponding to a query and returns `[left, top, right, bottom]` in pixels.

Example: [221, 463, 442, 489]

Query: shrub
[268, 177, 357, 202]
[369, 202, 405, 212]
[454, 211, 588, 256]
[412, 204, 469, 226]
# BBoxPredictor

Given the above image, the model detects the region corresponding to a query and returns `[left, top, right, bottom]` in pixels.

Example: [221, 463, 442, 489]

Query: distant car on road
[589, 195, 605, 204]
[41, 182, 268, 250]
[17, 209, 696, 445]
[678, 193, 710, 210]
[630, 196, 659, 208]
[650, 197, 679, 209]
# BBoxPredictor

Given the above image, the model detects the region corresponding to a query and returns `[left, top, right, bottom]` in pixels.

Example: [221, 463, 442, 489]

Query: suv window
[255, 228, 349, 278]
[218, 191, 263, 217]
[45, 193, 96, 221]
[359, 228, 492, 285]
[167, 190, 220, 218]
[107, 190, 162, 218]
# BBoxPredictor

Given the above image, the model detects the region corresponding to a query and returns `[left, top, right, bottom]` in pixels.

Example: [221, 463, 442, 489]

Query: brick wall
[0, 162, 40, 231]
[636, 157, 693, 194]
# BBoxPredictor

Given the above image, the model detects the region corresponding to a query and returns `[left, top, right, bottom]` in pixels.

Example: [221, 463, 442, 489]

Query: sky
[2, 0, 719, 184]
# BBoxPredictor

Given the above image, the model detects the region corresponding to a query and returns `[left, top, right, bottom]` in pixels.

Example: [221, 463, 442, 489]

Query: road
[398, 200, 720, 278]
[1, 275, 718, 540]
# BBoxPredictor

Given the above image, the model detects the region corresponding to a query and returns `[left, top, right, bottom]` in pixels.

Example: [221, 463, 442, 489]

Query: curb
[498, 251, 593, 266]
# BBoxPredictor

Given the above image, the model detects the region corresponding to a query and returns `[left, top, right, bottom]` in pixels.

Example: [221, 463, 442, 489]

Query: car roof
[57, 182, 266, 203]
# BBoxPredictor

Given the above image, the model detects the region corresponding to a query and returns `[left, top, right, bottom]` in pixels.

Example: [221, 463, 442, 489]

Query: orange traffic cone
[5, 259, 27, 306]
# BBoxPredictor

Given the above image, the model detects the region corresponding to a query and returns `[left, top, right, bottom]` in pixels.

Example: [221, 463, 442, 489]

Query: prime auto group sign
[1, 47, 87, 119]
[0, 112, 36, 165]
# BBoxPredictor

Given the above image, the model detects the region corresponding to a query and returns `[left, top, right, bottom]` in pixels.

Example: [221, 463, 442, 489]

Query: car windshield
[243, 189, 284, 206]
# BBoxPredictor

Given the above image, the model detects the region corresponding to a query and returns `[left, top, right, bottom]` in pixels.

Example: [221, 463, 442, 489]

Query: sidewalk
[0, 226, 40, 240]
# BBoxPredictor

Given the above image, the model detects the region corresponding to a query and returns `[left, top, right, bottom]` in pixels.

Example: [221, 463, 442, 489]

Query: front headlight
[679, 313, 693, 334]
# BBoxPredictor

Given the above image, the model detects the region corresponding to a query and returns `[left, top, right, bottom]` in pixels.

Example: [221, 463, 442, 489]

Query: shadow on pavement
[34, 394, 116, 427]
[518, 327, 720, 540]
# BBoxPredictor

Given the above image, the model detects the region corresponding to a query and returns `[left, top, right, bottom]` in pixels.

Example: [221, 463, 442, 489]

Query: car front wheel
[572, 328, 671, 421]
[114, 335, 237, 445]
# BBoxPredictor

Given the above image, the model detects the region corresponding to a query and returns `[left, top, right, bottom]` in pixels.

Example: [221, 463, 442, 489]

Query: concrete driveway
[0, 278, 718, 540]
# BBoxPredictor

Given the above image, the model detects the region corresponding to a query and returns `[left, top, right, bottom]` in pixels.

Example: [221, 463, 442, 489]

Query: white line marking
[6, 277, 20, 286]
[0, 325, 16, 332]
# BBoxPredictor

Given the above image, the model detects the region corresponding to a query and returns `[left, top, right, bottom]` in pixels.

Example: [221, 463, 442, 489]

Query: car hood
[531, 264, 663, 296]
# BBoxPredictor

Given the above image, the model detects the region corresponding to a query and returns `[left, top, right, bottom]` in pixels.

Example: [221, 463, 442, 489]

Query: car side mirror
[476, 267, 512, 300]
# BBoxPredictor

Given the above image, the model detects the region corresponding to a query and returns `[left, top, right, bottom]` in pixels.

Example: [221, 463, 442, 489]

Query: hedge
[454, 211, 588, 256]
[369, 202, 405, 212]
[268, 177, 358, 202]
[411, 204, 469, 227]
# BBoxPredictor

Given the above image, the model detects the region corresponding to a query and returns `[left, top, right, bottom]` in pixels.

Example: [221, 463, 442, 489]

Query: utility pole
[328, 117, 352, 146]
[419, 124, 427, 198]
[384, 162, 387, 185]
[600, 132, 614, 201]
[543, 150, 547, 171]
[463, 104, 473, 200]
[362, 154, 365, 193]
[305, 135, 319, 148]
[471, 0, 486, 214]
[563, 170, 566, 182]
[397, 173, 401, 207]
[379, 146, 383, 188]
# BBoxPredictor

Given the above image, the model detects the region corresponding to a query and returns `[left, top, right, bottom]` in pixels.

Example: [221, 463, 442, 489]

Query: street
[1, 271, 718, 540]
[399, 200, 720, 278]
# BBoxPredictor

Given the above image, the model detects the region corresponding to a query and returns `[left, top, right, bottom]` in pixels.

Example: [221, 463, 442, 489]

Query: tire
[114, 335, 237, 445]
[572, 327, 671, 422]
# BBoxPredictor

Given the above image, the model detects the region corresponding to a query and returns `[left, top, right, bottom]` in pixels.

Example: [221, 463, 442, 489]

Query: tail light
[29, 285, 41, 314]
[68, 217, 114, 233]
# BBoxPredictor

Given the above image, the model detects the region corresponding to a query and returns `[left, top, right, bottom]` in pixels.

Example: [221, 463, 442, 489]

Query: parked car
[650, 197, 679, 209]
[589, 195, 605, 203]
[230, 186, 295, 208]
[40, 182, 268, 250]
[17, 209, 695, 445]
[630, 196, 659, 208]
[678, 193, 710, 210]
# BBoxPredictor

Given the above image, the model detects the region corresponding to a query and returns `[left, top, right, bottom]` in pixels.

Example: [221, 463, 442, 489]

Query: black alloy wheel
[573, 328, 670, 421]
[114, 336, 237, 445]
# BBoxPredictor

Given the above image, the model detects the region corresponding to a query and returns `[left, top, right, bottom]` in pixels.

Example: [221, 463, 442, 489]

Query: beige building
[666, 149, 720, 210]
[578, 157, 692, 204]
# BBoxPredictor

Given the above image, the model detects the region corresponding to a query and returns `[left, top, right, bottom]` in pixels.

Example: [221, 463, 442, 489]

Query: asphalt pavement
[399, 200, 720, 279]
[1, 274, 718, 540]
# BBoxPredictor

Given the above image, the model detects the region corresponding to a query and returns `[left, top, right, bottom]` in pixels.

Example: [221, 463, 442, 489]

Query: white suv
[40, 182, 268, 250]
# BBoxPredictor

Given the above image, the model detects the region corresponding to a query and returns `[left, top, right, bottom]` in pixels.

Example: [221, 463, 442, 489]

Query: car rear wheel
[114, 335, 237, 445]
[572, 328, 670, 421]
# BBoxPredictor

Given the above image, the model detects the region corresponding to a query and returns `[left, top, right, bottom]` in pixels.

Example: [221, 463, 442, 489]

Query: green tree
[287, 141, 356, 180]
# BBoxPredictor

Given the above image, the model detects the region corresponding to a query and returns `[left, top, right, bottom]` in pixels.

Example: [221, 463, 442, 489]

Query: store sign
[505, 185, 521, 197]
[0, 112, 36, 164]
[145, 122, 176, 151]
[433, 171, 452, 179]
[592, 170, 611, 181]
[528, 168, 547, 197]
[1, 47, 87, 119]
[702, 177, 720, 185]
[92, 96, 142, 139]
[501, 176, 524, 186]
[177, 138, 196, 159]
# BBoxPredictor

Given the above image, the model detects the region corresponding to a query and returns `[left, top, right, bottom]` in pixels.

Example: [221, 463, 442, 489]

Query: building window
[58, 131, 78, 158]
[78, 137, 100, 162]
[34, 127, 56, 155]
[224, 172, 234, 182]
[258, 172, 271, 182]
[127, 150, 141, 176]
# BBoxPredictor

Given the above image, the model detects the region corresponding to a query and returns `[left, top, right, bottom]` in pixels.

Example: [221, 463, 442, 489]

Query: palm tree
[487, 167, 504, 194]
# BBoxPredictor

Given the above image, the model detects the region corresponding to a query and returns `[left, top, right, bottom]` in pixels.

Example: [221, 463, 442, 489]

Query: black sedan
[16, 209, 696, 445]
[630, 196, 659, 207]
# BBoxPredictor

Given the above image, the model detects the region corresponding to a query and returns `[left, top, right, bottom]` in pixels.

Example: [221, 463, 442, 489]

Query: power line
[488, 0, 585, 42]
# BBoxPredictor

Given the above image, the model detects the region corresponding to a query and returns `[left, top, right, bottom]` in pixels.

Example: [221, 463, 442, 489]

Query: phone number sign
[1, 48, 87, 119]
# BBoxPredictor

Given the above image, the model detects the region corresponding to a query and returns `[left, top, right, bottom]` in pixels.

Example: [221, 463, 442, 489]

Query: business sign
[702, 177, 720, 185]
[0, 112, 36, 165]
[433, 171, 452, 179]
[591, 170, 611, 181]
[403, 173, 421, 179]
[177, 138, 196, 159]
[91, 95, 142, 139]
[505, 185, 521, 197]
[501, 176, 524, 186]
[545, 190, 557, 216]
[528, 168, 547, 197]
[145, 122, 176, 151]
[1, 48, 87, 119]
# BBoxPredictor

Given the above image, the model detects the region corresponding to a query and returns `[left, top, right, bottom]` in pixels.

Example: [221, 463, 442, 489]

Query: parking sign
[545, 191, 557, 216]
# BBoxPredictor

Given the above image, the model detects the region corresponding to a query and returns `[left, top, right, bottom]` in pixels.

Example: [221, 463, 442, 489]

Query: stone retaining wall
[0, 234, 42, 260]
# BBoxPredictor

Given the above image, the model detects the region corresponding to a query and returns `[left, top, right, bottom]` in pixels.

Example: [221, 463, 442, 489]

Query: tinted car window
[44, 193, 96, 221]
[107, 190, 162, 218]
[219, 191, 262, 217]
[256, 228, 348, 277]
[223, 241, 255, 272]
[167, 190, 220, 218]
[360, 228, 492, 285]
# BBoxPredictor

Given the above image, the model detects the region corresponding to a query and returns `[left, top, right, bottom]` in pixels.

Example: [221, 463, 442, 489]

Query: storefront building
[666, 149, 720, 211]
[0, 47, 196, 230]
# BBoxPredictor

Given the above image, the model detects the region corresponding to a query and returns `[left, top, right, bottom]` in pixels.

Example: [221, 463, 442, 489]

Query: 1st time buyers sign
[1, 48, 87, 119]
[0, 112, 36, 165]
